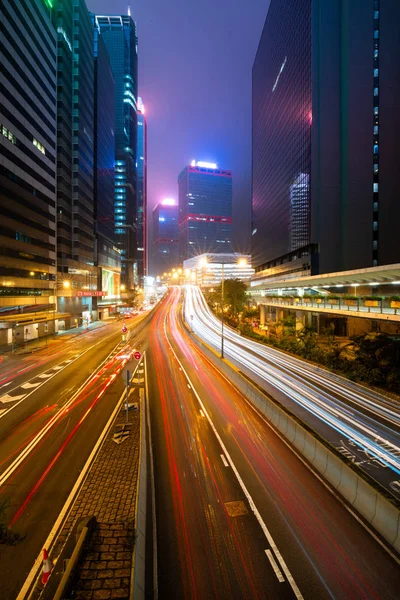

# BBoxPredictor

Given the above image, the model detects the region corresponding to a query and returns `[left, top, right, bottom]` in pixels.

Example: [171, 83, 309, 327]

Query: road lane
[148, 302, 294, 599]
[184, 284, 400, 498]
[0, 319, 146, 599]
[149, 287, 400, 599]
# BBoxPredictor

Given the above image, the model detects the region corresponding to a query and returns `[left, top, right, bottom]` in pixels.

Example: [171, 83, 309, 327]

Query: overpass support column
[259, 304, 266, 326]
[295, 311, 305, 331]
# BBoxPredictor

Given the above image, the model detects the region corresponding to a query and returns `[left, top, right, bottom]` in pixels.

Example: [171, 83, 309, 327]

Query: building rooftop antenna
[127, 6, 131, 16]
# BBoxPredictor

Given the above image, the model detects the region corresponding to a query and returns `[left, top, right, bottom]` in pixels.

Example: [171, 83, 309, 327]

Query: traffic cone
[41, 548, 53, 585]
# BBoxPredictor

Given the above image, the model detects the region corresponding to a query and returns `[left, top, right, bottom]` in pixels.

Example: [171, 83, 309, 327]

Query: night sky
[87, 0, 269, 267]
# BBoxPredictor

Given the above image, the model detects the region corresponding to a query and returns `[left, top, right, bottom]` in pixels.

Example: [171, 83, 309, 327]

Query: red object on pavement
[122, 325, 128, 333]
[134, 351, 141, 360]
[41, 548, 53, 585]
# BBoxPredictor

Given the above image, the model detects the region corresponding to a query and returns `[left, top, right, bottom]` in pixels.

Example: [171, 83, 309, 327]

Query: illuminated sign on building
[190, 160, 218, 169]
[161, 198, 176, 206]
[102, 268, 121, 297]
[77, 291, 107, 297]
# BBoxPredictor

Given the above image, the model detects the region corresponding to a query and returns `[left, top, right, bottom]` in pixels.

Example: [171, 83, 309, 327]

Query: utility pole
[221, 262, 225, 359]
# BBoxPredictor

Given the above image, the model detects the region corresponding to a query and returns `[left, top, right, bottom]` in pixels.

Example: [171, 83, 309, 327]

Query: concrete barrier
[131, 362, 147, 600]
[186, 323, 400, 553]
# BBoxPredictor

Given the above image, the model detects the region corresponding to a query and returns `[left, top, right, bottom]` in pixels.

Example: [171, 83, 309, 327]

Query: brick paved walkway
[55, 399, 141, 600]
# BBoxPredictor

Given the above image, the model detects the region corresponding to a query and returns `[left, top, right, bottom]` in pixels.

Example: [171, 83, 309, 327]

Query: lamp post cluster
[197, 257, 247, 359]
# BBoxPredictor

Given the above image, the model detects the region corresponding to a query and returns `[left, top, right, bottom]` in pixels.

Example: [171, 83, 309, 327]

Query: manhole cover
[225, 501, 248, 517]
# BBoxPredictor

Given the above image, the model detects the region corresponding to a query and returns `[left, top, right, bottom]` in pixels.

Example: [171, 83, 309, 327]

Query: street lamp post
[221, 262, 225, 359]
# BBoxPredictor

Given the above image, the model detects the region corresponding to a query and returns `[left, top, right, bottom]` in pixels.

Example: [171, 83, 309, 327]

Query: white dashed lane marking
[220, 454, 229, 467]
[265, 550, 285, 583]
[0, 394, 26, 404]
[21, 382, 41, 389]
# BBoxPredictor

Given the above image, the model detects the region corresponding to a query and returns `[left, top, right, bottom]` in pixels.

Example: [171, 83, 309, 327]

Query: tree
[218, 278, 248, 317]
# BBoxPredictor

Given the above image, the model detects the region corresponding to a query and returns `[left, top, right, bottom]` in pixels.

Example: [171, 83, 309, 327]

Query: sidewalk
[1, 321, 109, 359]
[53, 392, 141, 600]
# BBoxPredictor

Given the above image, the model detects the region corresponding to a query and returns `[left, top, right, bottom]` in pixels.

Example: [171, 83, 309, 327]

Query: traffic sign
[122, 324, 128, 333]
[134, 351, 141, 360]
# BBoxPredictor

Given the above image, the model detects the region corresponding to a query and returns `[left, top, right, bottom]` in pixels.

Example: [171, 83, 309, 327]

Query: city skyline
[86, 0, 269, 257]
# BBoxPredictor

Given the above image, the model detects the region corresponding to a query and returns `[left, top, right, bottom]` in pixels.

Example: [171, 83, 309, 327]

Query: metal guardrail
[260, 297, 400, 317]
[53, 516, 97, 600]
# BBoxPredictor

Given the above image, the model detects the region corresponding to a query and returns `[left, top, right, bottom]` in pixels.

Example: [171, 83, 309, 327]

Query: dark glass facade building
[252, 0, 400, 277]
[0, 0, 57, 314]
[93, 20, 121, 305]
[178, 163, 233, 262]
[93, 28, 115, 245]
[152, 201, 179, 275]
[137, 97, 147, 279]
[94, 14, 139, 289]
[252, 0, 311, 269]
[311, 0, 400, 272]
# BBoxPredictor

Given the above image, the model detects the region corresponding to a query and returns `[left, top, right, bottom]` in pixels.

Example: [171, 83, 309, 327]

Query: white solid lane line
[220, 454, 229, 467]
[265, 549, 285, 583]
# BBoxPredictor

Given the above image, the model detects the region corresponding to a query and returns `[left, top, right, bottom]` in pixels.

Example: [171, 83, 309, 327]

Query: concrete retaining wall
[187, 326, 400, 554]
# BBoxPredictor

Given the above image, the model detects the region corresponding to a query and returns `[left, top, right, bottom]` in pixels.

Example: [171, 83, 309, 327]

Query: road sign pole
[125, 369, 130, 424]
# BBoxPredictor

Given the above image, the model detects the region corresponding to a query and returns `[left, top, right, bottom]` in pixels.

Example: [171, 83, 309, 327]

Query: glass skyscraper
[178, 162, 233, 262]
[252, 0, 311, 270]
[137, 97, 147, 279]
[93, 18, 121, 304]
[94, 14, 139, 289]
[0, 0, 57, 316]
[152, 200, 179, 275]
[252, 0, 400, 276]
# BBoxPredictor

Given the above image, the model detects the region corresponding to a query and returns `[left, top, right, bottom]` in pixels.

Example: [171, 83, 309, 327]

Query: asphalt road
[0, 315, 146, 599]
[184, 284, 400, 499]
[149, 287, 400, 599]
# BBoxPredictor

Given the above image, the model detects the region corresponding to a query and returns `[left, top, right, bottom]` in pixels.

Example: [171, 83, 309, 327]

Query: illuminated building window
[1, 124, 16, 144]
[373, 183, 379, 192]
[33, 138, 45, 154]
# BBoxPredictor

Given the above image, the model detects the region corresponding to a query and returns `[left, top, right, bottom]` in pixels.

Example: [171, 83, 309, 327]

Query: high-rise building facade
[252, 0, 311, 271]
[252, 0, 400, 277]
[152, 200, 179, 275]
[137, 97, 147, 280]
[178, 161, 233, 262]
[0, 0, 57, 315]
[93, 20, 121, 315]
[53, 0, 98, 321]
[94, 14, 139, 289]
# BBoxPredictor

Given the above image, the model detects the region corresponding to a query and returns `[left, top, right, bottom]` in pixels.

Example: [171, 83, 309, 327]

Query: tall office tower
[252, 0, 311, 273]
[252, 0, 400, 276]
[178, 161, 233, 263]
[137, 97, 147, 280]
[53, 0, 97, 321]
[0, 0, 57, 315]
[152, 199, 179, 275]
[93, 20, 121, 313]
[94, 14, 139, 289]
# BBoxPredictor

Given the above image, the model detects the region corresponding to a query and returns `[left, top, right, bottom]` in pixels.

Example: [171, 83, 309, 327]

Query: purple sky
[87, 0, 269, 261]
